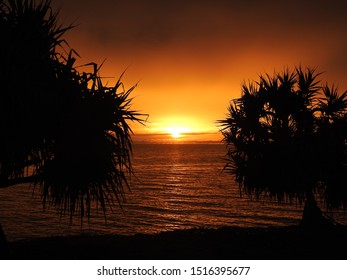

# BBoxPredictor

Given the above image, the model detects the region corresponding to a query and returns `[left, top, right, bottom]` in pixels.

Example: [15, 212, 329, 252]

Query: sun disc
[165, 127, 190, 139]
[171, 131, 181, 138]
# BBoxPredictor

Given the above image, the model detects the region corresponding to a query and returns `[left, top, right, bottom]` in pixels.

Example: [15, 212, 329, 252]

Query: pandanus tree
[0, 0, 145, 232]
[220, 67, 347, 227]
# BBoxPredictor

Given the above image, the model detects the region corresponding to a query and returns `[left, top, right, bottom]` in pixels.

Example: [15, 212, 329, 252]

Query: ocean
[1, 143, 346, 241]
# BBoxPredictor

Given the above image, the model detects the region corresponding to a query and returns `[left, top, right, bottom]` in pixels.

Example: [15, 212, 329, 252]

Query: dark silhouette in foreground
[8, 226, 347, 259]
[0, 0, 145, 215]
[300, 197, 338, 228]
[220, 67, 347, 227]
[0, 0, 145, 257]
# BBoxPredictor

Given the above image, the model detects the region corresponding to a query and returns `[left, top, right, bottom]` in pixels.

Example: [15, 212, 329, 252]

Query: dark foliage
[220, 67, 347, 210]
[0, 0, 146, 219]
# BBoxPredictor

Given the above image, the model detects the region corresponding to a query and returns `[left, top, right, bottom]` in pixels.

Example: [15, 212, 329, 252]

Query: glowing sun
[172, 132, 181, 138]
[166, 127, 190, 139]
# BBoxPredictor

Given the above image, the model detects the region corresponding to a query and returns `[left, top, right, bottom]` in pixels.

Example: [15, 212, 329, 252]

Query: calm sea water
[1, 143, 346, 241]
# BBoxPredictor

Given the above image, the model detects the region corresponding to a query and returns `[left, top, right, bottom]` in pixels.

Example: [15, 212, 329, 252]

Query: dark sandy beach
[6, 226, 347, 260]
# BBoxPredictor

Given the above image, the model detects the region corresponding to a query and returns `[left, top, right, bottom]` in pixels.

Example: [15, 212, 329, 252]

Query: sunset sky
[52, 0, 347, 141]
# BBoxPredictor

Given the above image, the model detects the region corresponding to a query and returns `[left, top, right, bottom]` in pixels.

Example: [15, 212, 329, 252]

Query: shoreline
[6, 225, 347, 260]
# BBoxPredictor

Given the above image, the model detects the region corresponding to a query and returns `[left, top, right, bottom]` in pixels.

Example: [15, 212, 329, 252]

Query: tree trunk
[0, 223, 10, 259]
[300, 196, 336, 228]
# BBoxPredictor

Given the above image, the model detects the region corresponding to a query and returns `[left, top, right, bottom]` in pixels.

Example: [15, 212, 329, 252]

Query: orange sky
[52, 0, 347, 141]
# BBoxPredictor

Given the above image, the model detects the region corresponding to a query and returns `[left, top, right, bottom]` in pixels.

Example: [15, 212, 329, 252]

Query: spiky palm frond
[220, 67, 346, 209]
[1, 0, 72, 57]
[318, 84, 347, 120]
[0, 0, 146, 220]
[38, 65, 146, 219]
[0, 0, 70, 186]
[296, 66, 321, 102]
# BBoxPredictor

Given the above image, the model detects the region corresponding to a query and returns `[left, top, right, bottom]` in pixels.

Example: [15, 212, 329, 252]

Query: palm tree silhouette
[0, 0, 145, 243]
[220, 67, 347, 227]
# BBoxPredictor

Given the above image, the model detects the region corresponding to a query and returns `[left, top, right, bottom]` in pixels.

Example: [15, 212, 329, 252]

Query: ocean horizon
[131, 132, 222, 144]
